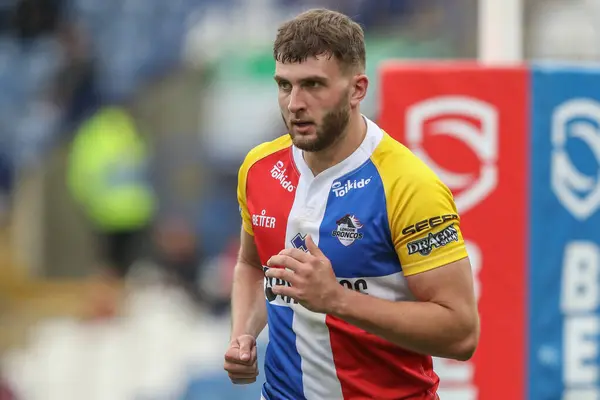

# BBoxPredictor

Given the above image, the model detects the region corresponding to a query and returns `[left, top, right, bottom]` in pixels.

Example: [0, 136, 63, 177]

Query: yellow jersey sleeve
[237, 135, 293, 237]
[237, 155, 254, 236]
[372, 134, 469, 276]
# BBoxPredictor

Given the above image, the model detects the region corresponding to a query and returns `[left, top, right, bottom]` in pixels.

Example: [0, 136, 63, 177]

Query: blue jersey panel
[319, 159, 401, 279]
[263, 303, 304, 400]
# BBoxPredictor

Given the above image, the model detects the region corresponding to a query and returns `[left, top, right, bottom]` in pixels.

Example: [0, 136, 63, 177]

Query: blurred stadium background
[0, 0, 598, 399]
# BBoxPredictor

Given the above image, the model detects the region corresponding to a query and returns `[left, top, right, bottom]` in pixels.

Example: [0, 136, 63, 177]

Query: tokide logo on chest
[270, 161, 295, 192]
[331, 177, 372, 197]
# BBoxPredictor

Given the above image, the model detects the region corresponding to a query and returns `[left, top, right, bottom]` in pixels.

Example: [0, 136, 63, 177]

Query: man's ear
[350, 74, 368, 107]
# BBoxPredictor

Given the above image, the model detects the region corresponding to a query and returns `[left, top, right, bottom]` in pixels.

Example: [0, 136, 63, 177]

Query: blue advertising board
[529, 65, 600, 399]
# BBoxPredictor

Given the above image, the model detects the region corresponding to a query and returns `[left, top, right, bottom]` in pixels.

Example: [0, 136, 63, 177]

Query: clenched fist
[224, 334, 259, 384]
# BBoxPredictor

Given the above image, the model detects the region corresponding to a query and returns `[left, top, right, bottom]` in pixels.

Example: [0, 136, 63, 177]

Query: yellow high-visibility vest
[67, 106, 155, 231]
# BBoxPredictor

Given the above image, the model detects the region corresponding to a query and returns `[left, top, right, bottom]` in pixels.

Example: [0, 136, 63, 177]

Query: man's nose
[288, 87, 307, 114]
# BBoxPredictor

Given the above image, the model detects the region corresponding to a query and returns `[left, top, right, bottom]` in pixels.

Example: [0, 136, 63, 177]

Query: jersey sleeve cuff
[242, 223, 254, 236]
[401, 245, 469, 276]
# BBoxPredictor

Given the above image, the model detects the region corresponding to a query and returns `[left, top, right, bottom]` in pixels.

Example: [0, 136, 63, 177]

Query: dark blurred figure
[11, 0, 63, 41]
[153, 216, 204, 304]
[8, 0, 101, 135]
[0, 2, 13, 32]
[149, 123, 208, 306]
[52, 23, 101, 136]
[0, 152, 13, 226]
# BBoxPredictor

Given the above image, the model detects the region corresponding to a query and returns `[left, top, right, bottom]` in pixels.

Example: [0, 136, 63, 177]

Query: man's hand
[266, 235, 342, 314]
[224, 334, 259, 384]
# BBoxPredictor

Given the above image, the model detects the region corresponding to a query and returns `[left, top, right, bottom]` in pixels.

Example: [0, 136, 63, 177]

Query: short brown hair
[273, 8, 366, 73]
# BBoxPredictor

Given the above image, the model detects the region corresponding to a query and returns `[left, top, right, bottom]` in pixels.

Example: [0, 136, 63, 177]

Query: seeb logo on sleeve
[552, 98, 600, 221]
[406, 96, 499, 214]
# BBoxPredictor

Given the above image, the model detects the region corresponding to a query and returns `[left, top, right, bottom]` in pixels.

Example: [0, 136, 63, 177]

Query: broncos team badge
[332, 214, 364, 246]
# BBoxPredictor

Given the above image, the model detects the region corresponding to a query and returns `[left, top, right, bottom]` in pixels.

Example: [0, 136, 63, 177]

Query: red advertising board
[378, 62, 529, 400]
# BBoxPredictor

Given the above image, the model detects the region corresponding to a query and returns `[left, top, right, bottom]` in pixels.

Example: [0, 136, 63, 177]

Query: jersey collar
[292, 115, 384, 182]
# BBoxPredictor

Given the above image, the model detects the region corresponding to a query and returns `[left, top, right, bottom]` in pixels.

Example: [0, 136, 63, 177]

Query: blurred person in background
[0, 153, 12, 226]
[66, 103, 156, 318]
[51, 22, 100, 138]
[147, 109, 209, 309]
[151, 215, 204, 302]
[11, 0, 63, 42]
[224, 8, 479, 400]
[197, 234, 239, 315]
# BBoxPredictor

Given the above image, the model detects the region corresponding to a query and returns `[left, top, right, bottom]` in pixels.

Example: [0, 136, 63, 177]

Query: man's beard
[284, 97, 351, 153]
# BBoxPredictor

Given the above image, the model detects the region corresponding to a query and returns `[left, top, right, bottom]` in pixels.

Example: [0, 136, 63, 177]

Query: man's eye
[279, 82, 292, 91]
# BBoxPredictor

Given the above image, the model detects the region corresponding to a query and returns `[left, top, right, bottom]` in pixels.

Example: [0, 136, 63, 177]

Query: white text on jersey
[331, 177, 372, 197]
[252, 209, 276, 229]
[271, 161, 295, 192]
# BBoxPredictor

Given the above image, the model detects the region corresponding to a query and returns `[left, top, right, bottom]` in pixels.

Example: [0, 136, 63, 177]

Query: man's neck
[304, 112, 367, 176]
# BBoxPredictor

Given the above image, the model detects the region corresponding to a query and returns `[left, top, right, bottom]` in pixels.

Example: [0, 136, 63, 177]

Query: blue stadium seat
[0, 58, 26, 108]
[18, 38, 62, 96]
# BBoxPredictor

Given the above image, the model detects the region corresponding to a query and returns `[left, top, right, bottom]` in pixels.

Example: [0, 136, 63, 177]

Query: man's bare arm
[230, 228, 268, 339]
[329, 257, 480, 361]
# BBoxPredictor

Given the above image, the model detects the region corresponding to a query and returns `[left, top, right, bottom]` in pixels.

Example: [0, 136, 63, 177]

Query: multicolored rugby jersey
[237, 117, 469, 400]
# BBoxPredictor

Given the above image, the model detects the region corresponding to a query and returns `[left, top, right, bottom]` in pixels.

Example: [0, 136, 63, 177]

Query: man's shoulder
[371, 132, 441, 188]
[240, 134, 293, 173]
